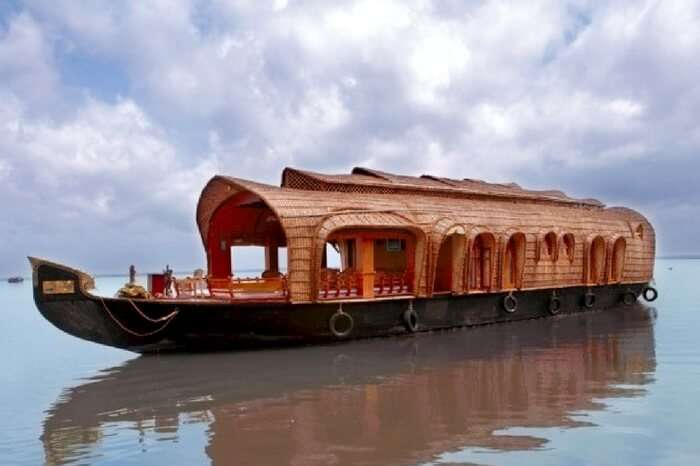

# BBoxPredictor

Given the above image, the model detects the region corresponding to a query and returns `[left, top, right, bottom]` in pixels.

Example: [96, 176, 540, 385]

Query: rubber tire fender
[548, 295, 562, 315]
[503, 294, 518, 313]
[642, 286, 658, 302]
[329, 310, 354, 338]
[403, 308, 419, 333]
[622, 291, 637, 305]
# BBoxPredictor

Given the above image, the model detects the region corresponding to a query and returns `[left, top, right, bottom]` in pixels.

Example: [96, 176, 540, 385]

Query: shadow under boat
[41, 303, 657, 466]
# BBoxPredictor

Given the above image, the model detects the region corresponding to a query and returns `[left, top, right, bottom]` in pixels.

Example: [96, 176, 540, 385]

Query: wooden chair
[174, 278, 196, 297]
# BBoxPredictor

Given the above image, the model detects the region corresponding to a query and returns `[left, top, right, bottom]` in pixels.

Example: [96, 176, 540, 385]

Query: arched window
[544, 232, 557, 261]
[469, 233, 495, 291]
[562, 233, 575, 263]
[588, 236, 606, 284]
[434, 233, 463, 293]
[502, 233, 526, 289]
[610, 237, 626, 282]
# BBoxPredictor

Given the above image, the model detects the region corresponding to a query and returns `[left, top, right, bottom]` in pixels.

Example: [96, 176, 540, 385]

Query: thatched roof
[282, 167, 604, 207]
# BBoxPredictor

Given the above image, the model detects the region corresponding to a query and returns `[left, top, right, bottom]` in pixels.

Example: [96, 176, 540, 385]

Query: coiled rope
[99, 297, 179, 337]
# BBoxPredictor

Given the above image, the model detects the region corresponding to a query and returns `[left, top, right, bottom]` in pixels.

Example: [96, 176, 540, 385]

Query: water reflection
[42, 305, 656, 466]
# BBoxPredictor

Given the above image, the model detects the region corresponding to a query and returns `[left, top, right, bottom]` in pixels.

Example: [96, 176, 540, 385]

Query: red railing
[374, 271, 412, 296]
[318, 269, 363, 299]
[318, 269, 412, 299]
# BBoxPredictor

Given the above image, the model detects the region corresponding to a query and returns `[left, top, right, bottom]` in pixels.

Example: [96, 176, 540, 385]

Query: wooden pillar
[209, 237, 231, 278]
[226, 240, 233, 277]
[452, 234, 466, 294]
[359, 238, 375, 298]
[406, 236, 416, 292]
[264, 243, 279, 277]
[516, 237, 525, 289]
[482, 245, 491, 290]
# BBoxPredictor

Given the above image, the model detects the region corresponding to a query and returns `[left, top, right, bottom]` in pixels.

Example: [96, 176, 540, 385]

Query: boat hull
[31, 258, 650, 353]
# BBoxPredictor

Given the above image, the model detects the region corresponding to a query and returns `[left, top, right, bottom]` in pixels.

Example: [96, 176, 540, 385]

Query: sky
[1, 0, 699, 277]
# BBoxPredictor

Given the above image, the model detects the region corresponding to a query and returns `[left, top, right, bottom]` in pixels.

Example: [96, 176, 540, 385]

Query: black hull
[32, 258, 651, 353]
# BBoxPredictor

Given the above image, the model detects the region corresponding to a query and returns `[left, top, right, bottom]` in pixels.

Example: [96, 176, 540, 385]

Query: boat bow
[28, 257, 178, 352]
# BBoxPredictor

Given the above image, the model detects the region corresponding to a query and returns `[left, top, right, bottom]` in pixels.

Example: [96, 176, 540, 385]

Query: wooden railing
[374, 271, 412, 296]
[318, 269, 412, 299]
[318, 269, 363, 299]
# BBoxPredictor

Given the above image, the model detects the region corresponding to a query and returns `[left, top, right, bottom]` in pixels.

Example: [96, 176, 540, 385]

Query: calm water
[0, 259, 698, 466]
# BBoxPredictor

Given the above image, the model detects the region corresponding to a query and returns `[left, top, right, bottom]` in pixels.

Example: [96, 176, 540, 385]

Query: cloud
[0, 12, 59, 110]
[1, 0, 700, 275]
[0, 49, 216, 273]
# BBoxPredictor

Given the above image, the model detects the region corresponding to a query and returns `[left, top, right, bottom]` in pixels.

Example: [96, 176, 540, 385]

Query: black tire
[403, 308, 419, 333]
[583, 290, 596, 309]
[503, 294, 518, 313]
[329, 311, 354, 338]
[622, 291, 637, 305]
[642, 286, 658, 302]
[548, 296, 562, 315]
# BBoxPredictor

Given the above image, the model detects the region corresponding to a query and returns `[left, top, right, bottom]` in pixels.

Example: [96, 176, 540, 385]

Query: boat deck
[160, 287, 412, 304]
[158, 271, 413, 303]
[157, 293, 290, 304]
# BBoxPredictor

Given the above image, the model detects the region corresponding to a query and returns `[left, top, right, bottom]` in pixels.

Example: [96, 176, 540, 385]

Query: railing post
[264, 243, 280, 277]
[359, 238, 375, 298]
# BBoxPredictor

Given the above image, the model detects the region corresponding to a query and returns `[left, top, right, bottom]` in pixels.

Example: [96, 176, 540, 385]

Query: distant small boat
[7, 276, 24, 283]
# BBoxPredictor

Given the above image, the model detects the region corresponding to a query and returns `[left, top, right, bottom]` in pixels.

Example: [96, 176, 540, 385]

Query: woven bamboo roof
[282, 167, 604, 207]
[197, 167, 649, 246]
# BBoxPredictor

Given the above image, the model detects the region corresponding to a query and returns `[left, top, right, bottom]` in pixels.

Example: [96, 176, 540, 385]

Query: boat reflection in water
[42, 304, 656, 466]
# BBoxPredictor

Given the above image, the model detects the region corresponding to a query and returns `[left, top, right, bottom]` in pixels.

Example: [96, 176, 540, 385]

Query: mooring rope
[125, 298, 178, 323]
[98, 297, 179, 337]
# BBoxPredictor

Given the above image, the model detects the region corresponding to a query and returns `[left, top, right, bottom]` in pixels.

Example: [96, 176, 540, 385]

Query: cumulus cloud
[1, 0, 699, 275]
[0, 58, 216, 272]
[0, 12, 59, 110]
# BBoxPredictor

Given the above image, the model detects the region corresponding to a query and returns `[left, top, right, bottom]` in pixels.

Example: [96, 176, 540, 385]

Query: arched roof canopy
[197, 176, 426, 247]
[197, 177, 290, 279]
[196, 176, 429, 301]
[197, 177, 290, 246]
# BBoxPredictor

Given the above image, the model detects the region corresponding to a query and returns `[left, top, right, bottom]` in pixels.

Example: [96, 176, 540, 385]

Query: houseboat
[30, 167, 658, 352]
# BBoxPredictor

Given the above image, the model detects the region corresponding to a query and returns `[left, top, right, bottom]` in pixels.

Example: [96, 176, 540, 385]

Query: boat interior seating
[174, 277, 207, 297]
